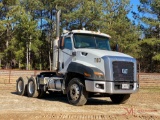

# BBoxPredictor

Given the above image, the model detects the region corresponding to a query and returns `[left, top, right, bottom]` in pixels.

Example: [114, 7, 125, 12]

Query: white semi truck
[16, 10, 139, 106]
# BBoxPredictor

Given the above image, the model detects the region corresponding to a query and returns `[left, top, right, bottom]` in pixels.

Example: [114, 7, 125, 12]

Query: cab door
[59, 36, 73, 74]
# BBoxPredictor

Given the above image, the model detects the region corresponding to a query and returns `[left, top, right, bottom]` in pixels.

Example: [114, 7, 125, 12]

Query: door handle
[62, 62, 64, 69]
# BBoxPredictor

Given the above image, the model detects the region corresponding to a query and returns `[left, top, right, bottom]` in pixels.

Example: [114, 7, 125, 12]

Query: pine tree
[0, 0, 18, 68]
[54, 0, 103, 30]
[0, 1, 42, 69]
[101, 0, 139, 55]
[135, 0, 160, 72]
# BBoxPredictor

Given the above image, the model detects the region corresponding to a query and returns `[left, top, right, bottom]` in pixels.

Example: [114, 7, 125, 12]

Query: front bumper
[85, 80, 139, 94]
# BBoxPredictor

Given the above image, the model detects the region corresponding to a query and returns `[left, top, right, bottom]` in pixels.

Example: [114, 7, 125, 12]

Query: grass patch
[140, 87, 160, 93]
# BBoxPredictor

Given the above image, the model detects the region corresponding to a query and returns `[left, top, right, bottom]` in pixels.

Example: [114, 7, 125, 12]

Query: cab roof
[62, 29, 111, 38]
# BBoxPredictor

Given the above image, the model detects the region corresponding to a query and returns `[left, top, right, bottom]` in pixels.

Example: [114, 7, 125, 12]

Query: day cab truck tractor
[16, 10, 139, 106]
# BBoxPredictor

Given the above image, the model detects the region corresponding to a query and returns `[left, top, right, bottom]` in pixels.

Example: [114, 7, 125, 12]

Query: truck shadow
[41, 92, 68, 103]
[11, 91, 114, 106]
[86, 98, 113, 105]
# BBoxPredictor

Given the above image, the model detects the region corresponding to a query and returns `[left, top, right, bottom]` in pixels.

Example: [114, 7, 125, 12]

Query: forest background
[0, 0, 159, 72]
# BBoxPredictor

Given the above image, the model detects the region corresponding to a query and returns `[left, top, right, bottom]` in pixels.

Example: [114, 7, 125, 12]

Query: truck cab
[50, 29, 139, 105]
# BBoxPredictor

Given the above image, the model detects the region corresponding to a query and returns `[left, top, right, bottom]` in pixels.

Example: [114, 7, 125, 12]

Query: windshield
[73, 33, 111, 50]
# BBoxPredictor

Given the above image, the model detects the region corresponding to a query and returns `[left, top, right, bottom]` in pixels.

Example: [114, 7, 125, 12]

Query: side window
[64, 37, 72, 50]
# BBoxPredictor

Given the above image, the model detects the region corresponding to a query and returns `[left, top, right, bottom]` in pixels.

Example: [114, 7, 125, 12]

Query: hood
[76, 48, 133, 58]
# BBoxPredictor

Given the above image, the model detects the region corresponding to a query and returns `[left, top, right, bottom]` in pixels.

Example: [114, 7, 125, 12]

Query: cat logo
[122, 69, 128, 74]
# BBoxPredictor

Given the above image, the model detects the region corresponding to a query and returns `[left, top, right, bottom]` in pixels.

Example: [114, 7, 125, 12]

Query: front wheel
[67, 78, 88, 106]
[110, 94, 130, 104]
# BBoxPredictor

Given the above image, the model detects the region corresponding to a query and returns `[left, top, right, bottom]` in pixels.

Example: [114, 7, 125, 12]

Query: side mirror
[115, 44, 119, 52]
[59, 37, 64, 49]
[111, 44, 119, 52]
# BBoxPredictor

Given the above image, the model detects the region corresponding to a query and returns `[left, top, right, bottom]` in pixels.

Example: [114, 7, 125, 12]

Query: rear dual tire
[16, 77, 28, 96]
[27, 77, 46, 98]
[27, 77, 39, 98]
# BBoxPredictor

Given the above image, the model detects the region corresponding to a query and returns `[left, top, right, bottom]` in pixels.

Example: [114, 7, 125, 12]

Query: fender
[67, 62, 105, 80]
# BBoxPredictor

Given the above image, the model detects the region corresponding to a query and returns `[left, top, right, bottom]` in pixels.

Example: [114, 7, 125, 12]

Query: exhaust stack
[53, 10, 61, 71]
[56, 10, 61, 38]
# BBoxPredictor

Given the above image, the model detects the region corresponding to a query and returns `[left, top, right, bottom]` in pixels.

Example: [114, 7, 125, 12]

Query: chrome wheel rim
[28, 81, 34, 94]
[70, 84, 80, 101]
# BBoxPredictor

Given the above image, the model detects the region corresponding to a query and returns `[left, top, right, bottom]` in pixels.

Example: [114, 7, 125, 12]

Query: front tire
[110, 94, 130, 104]
[67, 78, 88, 106]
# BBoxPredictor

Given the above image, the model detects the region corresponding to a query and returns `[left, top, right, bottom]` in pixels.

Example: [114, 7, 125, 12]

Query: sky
[127, 0, 140, 22]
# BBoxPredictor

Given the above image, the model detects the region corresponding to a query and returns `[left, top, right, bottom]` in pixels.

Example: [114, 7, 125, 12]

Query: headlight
[94, 72, 104, 79]
[84, 71, 104, 79]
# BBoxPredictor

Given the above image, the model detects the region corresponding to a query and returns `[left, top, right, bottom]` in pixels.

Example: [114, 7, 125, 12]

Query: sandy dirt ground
[0, 85, 159, 120]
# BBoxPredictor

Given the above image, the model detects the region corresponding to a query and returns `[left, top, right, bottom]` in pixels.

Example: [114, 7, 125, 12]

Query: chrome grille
[112, 61, 134, 81]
